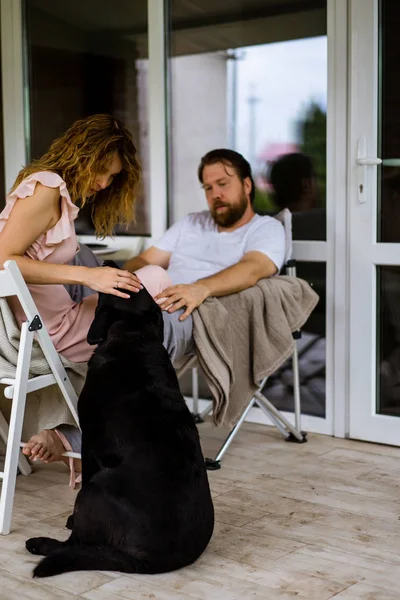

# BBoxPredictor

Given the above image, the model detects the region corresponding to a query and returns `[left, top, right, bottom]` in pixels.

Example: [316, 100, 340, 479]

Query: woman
[0, 114, 172, 483]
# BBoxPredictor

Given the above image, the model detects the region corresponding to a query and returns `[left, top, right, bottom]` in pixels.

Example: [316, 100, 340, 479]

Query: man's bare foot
[22, 429, 66, 463]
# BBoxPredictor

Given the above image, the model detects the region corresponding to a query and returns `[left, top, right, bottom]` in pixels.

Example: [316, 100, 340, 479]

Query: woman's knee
[135, 264, 172, 297]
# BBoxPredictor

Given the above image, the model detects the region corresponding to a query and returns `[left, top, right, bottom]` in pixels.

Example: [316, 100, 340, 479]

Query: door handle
[356, 136, 382, 203]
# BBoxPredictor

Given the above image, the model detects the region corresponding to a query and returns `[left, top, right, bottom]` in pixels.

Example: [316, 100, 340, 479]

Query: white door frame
[347, 0, 400, 445]
[329, 0, 350, 438]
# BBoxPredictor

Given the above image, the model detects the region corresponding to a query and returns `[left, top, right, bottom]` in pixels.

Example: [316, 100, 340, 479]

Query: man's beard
[211, 194, 248, 227]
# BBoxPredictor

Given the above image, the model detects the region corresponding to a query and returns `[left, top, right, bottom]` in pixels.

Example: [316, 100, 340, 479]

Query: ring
[115, 282, 119, 289]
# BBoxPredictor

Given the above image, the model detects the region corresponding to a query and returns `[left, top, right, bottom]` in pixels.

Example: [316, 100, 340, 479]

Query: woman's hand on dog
[155, 282, 209, 321]
[83, 267, 143, 299]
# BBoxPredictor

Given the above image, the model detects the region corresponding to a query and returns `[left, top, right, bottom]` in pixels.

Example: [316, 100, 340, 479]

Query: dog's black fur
[26, 261, 214, 577]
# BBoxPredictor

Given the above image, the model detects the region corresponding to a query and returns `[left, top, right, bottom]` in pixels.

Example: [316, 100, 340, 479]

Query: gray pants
[59, 245, 194, 452]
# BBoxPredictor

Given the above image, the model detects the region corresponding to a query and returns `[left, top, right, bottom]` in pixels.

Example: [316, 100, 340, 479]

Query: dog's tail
[33, 545, 153, 578]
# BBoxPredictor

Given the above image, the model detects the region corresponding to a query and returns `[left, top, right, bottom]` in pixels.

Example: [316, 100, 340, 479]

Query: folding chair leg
[0, 411, 31, 477]
[292, 340, 301, 432]
[205, 397, 256, 470]
[199, 402, 213, 420]
[191, 367, 204, 423]
[254, 391, 306, 443]
[256, 403, 288, 438]
[175, 355, 198, 379]
[0, 323, 33, 535]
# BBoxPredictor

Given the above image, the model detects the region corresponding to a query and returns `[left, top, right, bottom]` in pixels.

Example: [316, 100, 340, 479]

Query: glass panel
[376, 1, 400, 414]
[168, 1, 327, 241]
[24, 0, 150, 235]
[263, 262, 326, 418]
[377, 266, 400, 416]
[378, 0, 400, 242]
[239, 40, 327, 242]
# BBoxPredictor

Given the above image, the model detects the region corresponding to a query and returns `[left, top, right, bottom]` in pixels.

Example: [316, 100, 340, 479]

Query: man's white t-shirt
[154, 211, 286, 285]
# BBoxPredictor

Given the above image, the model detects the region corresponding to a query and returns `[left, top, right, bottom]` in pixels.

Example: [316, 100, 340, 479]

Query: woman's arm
[0, 184, 142, 298]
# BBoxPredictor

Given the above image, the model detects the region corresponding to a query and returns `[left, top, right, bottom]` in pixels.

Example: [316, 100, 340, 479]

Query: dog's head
[87, 260, 164, 346]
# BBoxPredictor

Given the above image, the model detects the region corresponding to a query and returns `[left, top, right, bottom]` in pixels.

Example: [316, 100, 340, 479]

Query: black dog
[26, 262, 214, 577]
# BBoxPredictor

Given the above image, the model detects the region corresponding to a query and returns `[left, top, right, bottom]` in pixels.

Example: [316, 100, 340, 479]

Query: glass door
[349, 0, 400, 445]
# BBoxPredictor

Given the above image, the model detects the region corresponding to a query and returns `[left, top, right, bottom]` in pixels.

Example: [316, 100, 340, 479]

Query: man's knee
[162, 309, 194, 363]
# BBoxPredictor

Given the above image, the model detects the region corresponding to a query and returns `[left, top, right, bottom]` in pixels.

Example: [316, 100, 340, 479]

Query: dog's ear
[87, 260, 120, 344]
[87, 296, 113, 345]
[102, 259, 120, 270]
[156, 309, 164, 344]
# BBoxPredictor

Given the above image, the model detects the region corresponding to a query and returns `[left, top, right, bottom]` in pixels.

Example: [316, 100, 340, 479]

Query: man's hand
[155, 282, 210, 321]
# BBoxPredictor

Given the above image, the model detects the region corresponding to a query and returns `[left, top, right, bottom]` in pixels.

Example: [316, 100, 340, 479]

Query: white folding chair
[176, 209, 307, 470]
[0, 260, 80, 535]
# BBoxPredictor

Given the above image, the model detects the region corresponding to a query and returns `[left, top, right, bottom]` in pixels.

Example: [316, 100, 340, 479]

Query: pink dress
[0, 171, 172, 363]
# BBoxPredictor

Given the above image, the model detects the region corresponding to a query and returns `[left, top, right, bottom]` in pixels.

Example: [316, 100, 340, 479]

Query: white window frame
[329, 0, 349, 438]
[0, 0, 350, 438]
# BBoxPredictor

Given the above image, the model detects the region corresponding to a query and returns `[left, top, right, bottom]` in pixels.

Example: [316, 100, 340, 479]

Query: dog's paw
[26, 537, 49, 556]
[26, 536, 62, 556]
[65, 514, 74, 530]
[32, 558, 49, 577]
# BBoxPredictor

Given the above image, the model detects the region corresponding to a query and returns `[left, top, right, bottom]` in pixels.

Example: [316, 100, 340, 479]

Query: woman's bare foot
[22, 429, 66, 463]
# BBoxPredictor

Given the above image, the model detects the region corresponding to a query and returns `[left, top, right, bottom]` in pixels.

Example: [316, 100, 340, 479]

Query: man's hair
[198, 149, 255, 204]
[268, 153, 315, 210]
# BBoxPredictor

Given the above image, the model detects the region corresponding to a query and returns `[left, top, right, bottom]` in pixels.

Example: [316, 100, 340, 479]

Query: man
[124, 149, 286, 361]
[45, 149, 286, 467]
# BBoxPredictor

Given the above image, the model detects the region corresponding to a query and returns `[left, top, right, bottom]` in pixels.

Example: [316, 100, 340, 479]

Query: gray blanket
[0, 298, 86, 439]
[192, 276, 319, 427]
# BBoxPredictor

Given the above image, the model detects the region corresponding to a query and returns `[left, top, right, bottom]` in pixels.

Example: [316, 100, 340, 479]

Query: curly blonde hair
[12, 114, 141, 238]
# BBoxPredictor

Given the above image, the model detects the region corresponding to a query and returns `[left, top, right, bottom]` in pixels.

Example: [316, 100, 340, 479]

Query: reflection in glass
[377, 266, 400, 416]
[267, 151, 326, 241]
[238, 40, 327, 241]
[262, 262, 326, 418]
[24, 0, 150, 234]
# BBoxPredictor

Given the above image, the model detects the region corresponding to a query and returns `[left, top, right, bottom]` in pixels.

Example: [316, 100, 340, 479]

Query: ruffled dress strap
[0, 171, 79, 261]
